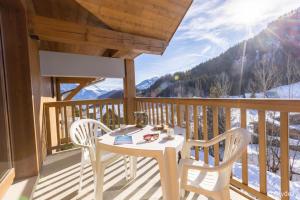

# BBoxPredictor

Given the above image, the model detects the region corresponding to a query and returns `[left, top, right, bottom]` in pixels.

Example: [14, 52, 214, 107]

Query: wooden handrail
[135, 97, 297, 200]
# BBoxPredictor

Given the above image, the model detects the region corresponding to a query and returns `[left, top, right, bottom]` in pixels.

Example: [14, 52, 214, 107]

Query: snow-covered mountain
[60, 76, 159, 100]
[73, 85, 107, 100]
[136, 77, 159, 90]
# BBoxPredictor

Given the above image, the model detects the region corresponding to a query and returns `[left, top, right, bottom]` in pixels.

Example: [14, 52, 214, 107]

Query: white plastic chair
[70, 119, 134, 195]
[179, 128, 251, 200]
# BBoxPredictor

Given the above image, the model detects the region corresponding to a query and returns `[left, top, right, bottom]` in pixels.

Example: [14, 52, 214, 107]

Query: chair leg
[213, 188, 230, 200]
[78, 158, 85, 193]
[123, 156, 129, 180]
[130, 156, 137, 179]
[180, 189, 185, 199]
[221, 188, 230, 200]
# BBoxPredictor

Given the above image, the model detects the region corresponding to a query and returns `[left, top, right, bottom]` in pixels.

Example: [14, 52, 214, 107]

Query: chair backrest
[217, 128, 251, 186]
[70, 119, 112, 161]
[223, 128, 251, 163]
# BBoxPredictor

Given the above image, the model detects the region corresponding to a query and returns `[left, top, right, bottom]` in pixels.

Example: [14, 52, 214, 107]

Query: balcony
[4, 97, 299, 200]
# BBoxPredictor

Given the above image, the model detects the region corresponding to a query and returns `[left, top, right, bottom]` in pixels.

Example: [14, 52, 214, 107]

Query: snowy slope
[245, 81, 300, 99]
[267, 81, 300, 99]
[136, 77, 159, 90]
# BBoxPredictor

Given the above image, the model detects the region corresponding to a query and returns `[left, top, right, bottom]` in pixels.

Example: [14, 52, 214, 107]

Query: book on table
[114, 135, 133, 145]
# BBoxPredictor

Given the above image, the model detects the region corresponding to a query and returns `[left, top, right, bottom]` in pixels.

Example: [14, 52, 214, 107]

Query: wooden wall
[0, 0, 55, 179]
[28, 39, 55, 165]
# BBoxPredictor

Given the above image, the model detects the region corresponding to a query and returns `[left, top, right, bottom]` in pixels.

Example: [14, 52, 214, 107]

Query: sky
[96, 0, 300, 91]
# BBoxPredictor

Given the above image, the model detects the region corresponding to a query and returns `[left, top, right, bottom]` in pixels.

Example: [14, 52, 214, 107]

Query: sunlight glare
[230, 0, 270, 25]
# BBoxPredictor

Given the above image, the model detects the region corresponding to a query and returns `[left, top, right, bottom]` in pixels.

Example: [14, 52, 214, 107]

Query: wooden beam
[64, 83, 86, 101]
[102, 49, 119, 57]
[29, 15, 167, 55]
[56, 77, 95, 84]
[123, 59, 136, 124]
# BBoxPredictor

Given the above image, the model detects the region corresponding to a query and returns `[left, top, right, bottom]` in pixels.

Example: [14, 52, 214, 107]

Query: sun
[230, 0, 270, 25]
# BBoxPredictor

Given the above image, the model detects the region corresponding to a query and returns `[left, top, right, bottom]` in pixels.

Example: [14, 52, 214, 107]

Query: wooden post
[280, 112, 289, 200]
[213, 107, 219, 166]
[258, 110, 267, 194]
[241, 108, 248, 185]
[123, 59, 136, 124]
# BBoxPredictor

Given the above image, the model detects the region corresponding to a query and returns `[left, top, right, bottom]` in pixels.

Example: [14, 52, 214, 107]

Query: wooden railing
[135, 97, 300, 200]
[44, 99, 125, 154]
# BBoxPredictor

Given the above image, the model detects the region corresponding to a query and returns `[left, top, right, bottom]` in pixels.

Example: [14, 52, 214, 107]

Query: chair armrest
[186, 133, 227, 148]
[181, 146, 247, 173]
[180, 159, 232, 173]
[73, 143, 89, 149]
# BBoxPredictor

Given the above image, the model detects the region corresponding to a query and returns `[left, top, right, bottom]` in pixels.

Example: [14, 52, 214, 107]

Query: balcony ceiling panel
[30, 0, 192, 58]
[75, 0, 193, 41]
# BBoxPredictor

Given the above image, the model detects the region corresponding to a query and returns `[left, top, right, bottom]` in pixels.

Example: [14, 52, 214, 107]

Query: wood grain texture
[75, 0, 192, 42]
[0, 5, 39, 178]
[29, 15, 167, 55]
[123, 59, 135, 124]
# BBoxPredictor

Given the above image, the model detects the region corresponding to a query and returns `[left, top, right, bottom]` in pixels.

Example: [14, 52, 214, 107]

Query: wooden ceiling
[27, 0, 192, 59]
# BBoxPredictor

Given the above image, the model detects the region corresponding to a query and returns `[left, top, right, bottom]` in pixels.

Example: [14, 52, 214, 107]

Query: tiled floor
[5, 149, 249, 200]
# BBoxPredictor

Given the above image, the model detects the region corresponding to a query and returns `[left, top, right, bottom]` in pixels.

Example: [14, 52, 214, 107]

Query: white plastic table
[95, 125, 185, 200]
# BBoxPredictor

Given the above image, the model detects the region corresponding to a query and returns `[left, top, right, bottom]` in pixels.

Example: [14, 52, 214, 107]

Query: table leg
[157, 147, 180, 200]
[95, 146, 104, 200]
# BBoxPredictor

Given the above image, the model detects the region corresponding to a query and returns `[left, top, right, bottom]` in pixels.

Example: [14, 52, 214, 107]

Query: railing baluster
[152, 102, 155, 125]
[86, 104, 89, 118]
[45, 105, 52, 155]
[117, 103, 121, 127]
[280, 112, 289, 200]
[165, 104, 169, 125]
[72, 105, 75, 122]
[93, 104, 96, 119]
[171, 104, 174, 127]
[63, 106, 69, 143]
[100, 104, 103, 123]
[147, 102, 151, 125]
[177, 104, 181, 127]
[156, 103, 160, 125]
[225, 107, 231, 131]
[203, 106, 208, 164]
[160, 103, 164, 124]
[106, 104, 109, 127]
[241, 108, 248, 185]
[79, 104, 82, 119]
[193, 105, 199, 160]
[213, 106, 219, 166]
[258, 110, 267, 195]
[55, 106, 61, 151]
[112, 103, 115, 129]
[185, 105, 190, 140]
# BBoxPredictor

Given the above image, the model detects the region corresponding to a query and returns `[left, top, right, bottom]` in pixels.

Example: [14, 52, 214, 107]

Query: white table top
[97, 125, 185, 152]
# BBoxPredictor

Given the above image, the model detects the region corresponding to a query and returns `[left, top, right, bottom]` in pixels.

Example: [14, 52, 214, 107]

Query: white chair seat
[82, 148, 120, 163]
[181, 159, 225, 192]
